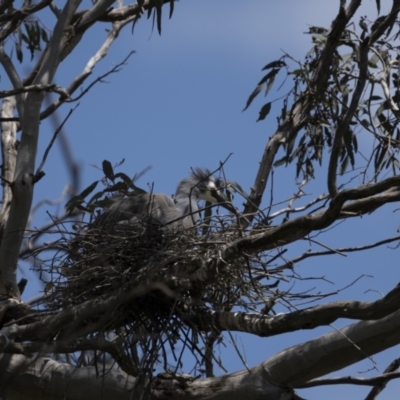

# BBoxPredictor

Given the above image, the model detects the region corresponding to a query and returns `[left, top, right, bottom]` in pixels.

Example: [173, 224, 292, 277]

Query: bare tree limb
[365, 358, 400, 400]
[0, 48, 23, 93]
[0, 353, 294, 400]
[298, 371, 400, 388]
[35, 104, 79, 181]
[277, 234, 400, 270]
[264, 308, 400, 387]
[0, 0, 53, 44]
[40, 51, 135, 122]
[0, 85, 69, 102]
[2, 310, 400, 399]
[222, 176, 400, 260]
[193, 283, 400, 336]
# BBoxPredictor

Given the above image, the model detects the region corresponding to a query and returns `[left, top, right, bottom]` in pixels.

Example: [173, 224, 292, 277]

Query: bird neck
[175, 183, 200, 201]
[175, 196, 199, 213]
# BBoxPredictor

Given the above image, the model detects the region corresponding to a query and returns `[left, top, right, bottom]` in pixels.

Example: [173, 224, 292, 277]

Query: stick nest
[34, 216, 267, 374]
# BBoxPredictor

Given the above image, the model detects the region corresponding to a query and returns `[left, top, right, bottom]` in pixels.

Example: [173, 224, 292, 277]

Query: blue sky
[13, 1, 400, 398]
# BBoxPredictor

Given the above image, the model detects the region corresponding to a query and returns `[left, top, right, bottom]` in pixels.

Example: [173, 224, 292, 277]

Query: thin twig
[35, 104, 79, 180]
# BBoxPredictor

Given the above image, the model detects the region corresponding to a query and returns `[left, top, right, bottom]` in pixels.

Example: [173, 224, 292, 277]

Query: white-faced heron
[93, 168, 236, 231]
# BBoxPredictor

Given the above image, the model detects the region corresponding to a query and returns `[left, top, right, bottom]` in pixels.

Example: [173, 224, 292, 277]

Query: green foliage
[134, 0, 176, 35]
[65, 160, 146, 216]
[14, 19, 49, 63]
[257, 102, 271, 122]
[243, 59, 286, 112]
[244, 14, 400, 182]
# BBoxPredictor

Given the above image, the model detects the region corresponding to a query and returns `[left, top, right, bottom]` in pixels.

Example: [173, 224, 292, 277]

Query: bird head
[190, 168, 237, 214]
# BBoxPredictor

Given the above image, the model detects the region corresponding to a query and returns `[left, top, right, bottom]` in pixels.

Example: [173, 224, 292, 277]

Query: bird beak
[211, 190, 238, 215]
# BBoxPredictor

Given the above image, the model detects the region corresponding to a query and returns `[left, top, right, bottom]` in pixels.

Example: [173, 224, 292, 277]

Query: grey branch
[3, 310, 400, 399]
[277, 234, 400, 270]
[39, 24, 136, 122]
[0, 85, 69, 102]
[193, 283, 400, 336]
[297, 372, 400, 388]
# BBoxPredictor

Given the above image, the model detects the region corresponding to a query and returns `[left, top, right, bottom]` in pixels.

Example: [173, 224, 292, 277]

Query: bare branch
[0, 0, 53, 44]
[76, 0, 116, 29]
[40, 27, 134, 120]
[268, 193, 329, 220]
[263, 307, 400, 387]
[49, 1, 61, 18]
[0, 50, 22, 93]
[0, 0, 52, 23]
[222, 176, 400, 259]
[277, 235, 400, 270]
[33, 0, 81, 86]
[365, 358, 400, 400]
[35, 104, 79, 181]
[298, 371, 400, 388]
[0, 354, 292, 400]
[193, 283, 400, 337]
[0, 85, 70, 103]
[87, 0, 172, 23]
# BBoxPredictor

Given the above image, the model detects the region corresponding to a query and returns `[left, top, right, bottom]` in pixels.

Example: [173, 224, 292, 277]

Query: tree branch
[242, 0, 361, 225]
[0, 85, 69, 102]
[193, 283, 400, 337]
[0, 354, 293, 400]
[3, 309, 400, 399]
[222, 176, 400, 260]
[297, 371, 400, 388]
[365, 358, 400, 400]
[40, 50, 135, 122]
[276, 234, 400, 270]
[0, 0, 82, 299]
[263, 308, 400, 387]
[34, 104, 79, 181]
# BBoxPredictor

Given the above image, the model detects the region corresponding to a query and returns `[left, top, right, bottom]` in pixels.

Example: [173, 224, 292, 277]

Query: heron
[93, 168, 236, 232]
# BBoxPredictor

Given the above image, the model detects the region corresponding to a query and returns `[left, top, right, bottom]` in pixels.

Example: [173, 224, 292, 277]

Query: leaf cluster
[244, 15, 400, 182]
[14, 19, 49, 63]
[65, 159, 146, 215]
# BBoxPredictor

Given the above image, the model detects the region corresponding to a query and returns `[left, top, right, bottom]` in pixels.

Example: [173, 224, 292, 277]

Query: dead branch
[277, 235, 400, 270]
[298, 371, 400, 388]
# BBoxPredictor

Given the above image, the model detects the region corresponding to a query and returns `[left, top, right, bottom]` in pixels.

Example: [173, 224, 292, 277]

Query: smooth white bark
[264, 309, 400, 387]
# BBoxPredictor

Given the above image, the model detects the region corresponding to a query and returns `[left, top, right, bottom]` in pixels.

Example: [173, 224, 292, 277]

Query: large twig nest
[41, 217, 250, 329]
[28, 214, 280, 376]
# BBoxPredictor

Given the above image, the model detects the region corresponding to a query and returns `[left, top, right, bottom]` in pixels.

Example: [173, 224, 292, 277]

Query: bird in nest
[92, 167, 237, 232]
